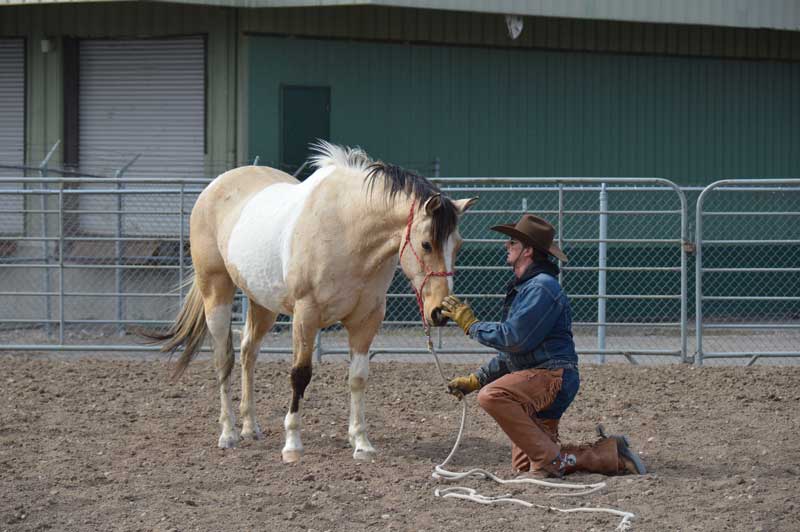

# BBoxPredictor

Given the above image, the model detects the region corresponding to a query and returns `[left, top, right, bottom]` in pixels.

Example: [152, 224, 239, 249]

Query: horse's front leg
[344, 310, 383, 461]
[282, 302, 319, 463]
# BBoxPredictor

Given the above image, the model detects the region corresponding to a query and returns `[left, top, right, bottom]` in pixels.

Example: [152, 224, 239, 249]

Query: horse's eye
[421, 241, 433, 252]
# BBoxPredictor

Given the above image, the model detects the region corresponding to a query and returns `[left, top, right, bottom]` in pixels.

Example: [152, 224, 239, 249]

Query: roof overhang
[1, 0, 798, 32]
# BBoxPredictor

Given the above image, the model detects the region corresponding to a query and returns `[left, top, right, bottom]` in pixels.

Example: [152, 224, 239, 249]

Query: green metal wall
[248, 34, 800, 183]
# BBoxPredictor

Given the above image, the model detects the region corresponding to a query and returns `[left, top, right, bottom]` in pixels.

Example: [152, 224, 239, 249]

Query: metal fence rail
[0, 176, 689, 364]
[695, 179, 800, 366]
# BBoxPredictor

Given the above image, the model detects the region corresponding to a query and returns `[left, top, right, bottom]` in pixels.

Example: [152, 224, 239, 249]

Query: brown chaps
[477, 368, 624, 475]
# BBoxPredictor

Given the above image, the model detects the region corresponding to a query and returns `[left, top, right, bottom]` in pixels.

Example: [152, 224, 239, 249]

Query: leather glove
[447, 374, 481, 399]
[440, 295, 478, 335]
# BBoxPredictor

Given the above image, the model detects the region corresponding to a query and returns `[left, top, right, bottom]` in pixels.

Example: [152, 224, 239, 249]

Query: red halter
[399, 200, 455, 331]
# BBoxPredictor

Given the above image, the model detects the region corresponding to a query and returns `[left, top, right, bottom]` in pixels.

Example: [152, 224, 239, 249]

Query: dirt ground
[1, 354, 799, 532]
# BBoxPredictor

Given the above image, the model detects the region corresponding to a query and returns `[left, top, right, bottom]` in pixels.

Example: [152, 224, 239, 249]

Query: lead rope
[401, 198, 634, 530]
[423, 332, 635, 531]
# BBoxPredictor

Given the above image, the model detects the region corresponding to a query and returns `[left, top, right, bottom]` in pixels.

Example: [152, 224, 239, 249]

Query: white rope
[425, 335, 636, 531]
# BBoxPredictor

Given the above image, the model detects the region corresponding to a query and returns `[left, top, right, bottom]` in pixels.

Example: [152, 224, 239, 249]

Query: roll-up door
[78, 37, 205, 236]
[0, 38, 25, 235]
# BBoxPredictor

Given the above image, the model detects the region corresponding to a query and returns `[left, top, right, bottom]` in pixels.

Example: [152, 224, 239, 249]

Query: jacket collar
[508, 260, 560, 290]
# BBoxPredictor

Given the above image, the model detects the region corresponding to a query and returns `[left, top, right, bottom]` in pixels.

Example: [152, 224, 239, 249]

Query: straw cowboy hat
[490, 214, 568, 263]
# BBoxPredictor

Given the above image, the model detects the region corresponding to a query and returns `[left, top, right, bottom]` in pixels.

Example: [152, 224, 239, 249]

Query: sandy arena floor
[1, 354, 799, 531]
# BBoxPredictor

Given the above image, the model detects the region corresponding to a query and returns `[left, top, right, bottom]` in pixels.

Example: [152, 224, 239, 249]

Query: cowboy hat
[490, 214, 568, 263]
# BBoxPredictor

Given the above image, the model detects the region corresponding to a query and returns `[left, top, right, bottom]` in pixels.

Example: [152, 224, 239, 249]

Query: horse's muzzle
[431, 307, 449, 327]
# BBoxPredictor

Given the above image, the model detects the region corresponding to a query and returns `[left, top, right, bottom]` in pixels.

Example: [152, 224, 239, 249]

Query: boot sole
[597, 424, 646, 474]
[615, 436, 647, 474]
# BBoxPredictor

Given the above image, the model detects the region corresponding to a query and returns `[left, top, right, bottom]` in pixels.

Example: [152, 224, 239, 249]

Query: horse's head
[399, 194, 478, 327]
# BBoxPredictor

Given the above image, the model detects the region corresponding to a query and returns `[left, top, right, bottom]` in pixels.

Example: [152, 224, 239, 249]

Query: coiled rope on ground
[425, 336, 635, 531]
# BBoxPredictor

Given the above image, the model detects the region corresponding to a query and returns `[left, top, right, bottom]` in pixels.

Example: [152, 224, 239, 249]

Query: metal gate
[695, 179, 800, 365]
[0, 176, 688, 364]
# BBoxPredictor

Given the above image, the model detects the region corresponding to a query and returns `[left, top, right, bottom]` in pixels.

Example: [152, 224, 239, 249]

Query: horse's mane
[309, 141, 458, 248]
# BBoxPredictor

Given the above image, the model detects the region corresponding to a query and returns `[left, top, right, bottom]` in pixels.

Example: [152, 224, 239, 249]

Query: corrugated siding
[0, 38, 25, 235]
[78, 37, 205, 235]
[248, 35, 800, 183]
[0, 38, 24, 172]
[78, 37, 205, 178]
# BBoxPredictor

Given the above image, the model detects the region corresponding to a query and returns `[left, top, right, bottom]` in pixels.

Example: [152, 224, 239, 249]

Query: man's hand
[440, 295, 478, 334]
[447, 374, 481, 399]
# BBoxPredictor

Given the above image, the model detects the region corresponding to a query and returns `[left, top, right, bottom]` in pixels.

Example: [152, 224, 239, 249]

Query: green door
[281, 85, 330, 179]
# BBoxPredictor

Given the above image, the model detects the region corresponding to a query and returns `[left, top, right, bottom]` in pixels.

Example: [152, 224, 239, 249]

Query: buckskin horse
[148, 142, 477, 462]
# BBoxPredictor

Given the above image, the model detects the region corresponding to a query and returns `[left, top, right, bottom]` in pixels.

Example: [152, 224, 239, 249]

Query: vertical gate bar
[557, 185, 564, 285]
[694, 185, 707, 366]
[58, 188, 65, 345]
[598, 184, 608, 364]
[678, 187, 689, 363]
[115, 180, 123, 335]
[179, 184, 185, 301]
[315, 329, 323, 363]
[38, 141, 59, 338]
[40, 176, 52, 337]
[112, 156, 139, 337]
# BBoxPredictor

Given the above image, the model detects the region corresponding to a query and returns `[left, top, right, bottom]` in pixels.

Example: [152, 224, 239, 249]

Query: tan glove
[447, 374, 481, 399]
[440, 295, 479, 335]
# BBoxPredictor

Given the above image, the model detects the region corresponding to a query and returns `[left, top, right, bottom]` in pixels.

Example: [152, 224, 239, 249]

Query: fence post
[598, 184, 608, 363]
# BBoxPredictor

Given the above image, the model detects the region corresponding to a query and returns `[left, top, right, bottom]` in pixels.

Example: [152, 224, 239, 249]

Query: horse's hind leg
[343, 307, 384, 461]
[282, 300, 319, 463]
[198, 273, 238, 448]
[239, 299, 276, 440]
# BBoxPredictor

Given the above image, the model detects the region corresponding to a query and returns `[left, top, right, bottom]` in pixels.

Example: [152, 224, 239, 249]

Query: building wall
[248, 33, 800, 183]
[0, 2, 238, 174]
[1, 3, 798, 178]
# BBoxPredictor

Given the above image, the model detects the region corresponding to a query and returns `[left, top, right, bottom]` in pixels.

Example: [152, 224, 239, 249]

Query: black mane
[365, 162, 458, 248]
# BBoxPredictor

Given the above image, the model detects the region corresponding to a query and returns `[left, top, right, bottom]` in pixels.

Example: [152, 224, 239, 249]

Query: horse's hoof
[218, 432, 239, 449]
[241, 426, 263, 440]
[282, 449, 303, 463]
[353, 448, 376, 461]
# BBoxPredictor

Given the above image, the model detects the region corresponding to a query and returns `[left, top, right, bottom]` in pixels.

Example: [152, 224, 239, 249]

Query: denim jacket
[471, 261, 578, 387]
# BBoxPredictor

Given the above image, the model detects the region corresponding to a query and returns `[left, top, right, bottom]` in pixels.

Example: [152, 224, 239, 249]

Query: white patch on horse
[348, 352, 376, 460]
[227, 166, 335, 312]
[282, 411, 303, 461]
[443, 235, 456, 292]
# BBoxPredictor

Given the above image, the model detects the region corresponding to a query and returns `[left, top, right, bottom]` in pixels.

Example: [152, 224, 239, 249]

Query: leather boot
[561, 438, 620, 475]
[596, 425, 647, 475]
[519, 452, 568, 479]
[561, 437, 647, 475]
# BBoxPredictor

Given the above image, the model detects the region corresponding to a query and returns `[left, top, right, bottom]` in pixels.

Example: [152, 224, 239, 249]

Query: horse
[147, 142, 477, 463]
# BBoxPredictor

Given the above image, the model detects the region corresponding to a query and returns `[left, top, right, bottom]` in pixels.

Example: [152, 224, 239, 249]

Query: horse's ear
[423, 194, 442, 215]
[453, 196, 479, 215]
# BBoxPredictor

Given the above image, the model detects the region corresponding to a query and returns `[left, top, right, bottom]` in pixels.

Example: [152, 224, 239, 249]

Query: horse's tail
[141, 273, 208, 382]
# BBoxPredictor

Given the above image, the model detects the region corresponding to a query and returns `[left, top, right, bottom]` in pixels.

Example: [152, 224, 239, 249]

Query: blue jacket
[471, 261, 578, 387]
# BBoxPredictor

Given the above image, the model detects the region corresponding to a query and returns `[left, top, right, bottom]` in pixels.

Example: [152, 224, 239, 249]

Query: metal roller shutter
[78, 37, 205, 236]
[0, 38, 25, 235]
